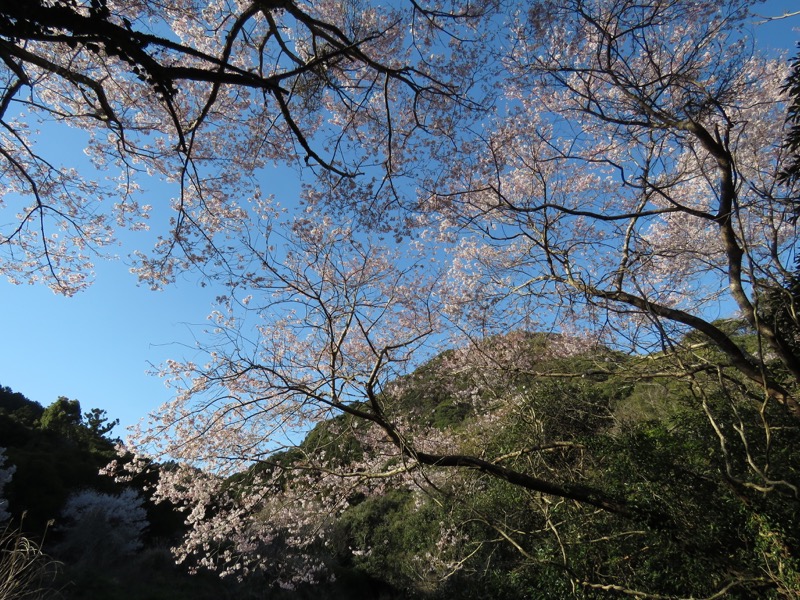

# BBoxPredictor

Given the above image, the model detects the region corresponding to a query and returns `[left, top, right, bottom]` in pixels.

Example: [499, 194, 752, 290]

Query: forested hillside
[0, 387, 204, 599]
[2, 321, 800, 598]
[181, 328, 800, 598]
[0, 322, 800, 599]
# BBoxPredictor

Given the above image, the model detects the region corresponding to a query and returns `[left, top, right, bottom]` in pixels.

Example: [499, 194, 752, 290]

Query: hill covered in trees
[0, 387, 214, 599]
[2, 324, 799, 599]
[216, 328, 800, 599]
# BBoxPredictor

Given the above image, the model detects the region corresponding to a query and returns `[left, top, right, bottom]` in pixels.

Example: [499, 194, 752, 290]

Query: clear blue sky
[0, 1, 798, 438]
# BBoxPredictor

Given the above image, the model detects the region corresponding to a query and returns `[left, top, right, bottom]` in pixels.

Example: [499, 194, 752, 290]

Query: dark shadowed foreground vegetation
[2, 323, 799, 599]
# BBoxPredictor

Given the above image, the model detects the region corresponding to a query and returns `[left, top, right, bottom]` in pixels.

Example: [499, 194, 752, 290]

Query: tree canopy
[2, 0, 800, 597]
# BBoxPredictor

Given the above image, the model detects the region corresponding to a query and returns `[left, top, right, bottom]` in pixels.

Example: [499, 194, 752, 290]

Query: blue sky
[1, 1, 798, 438]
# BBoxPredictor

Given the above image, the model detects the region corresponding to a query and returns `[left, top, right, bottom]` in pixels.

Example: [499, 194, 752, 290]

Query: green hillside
[2, 328, 799, 599]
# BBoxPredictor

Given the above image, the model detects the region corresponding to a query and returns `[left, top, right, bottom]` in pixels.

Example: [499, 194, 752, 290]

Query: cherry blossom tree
[428, 0, 799, 408]
[122, 0, 800, 588]
[4, 0, 800, 594]
[407, 3, 800, 546]
[57, 488, 148, 560]
[0, 0, 489, 293]
[112, 210, 633, 583]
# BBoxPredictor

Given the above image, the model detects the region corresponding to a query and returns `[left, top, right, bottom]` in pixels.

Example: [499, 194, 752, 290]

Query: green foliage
[39, 397, 82, 435]
[320, 334, 800, 598]
[758, 257, 800, 367]
[389, 360, 476, 430]
[83, 408, 120, 441]
[574, 402, 798, 598]
[0, 387, 44, 425]
[0, 389, 121, 532]
[253, 331, 790, 599]
[0, 386, 212, 599]
[780, 41, 800, 196]
[299, 413, 370, 466]
[332, 489, 445, 592]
